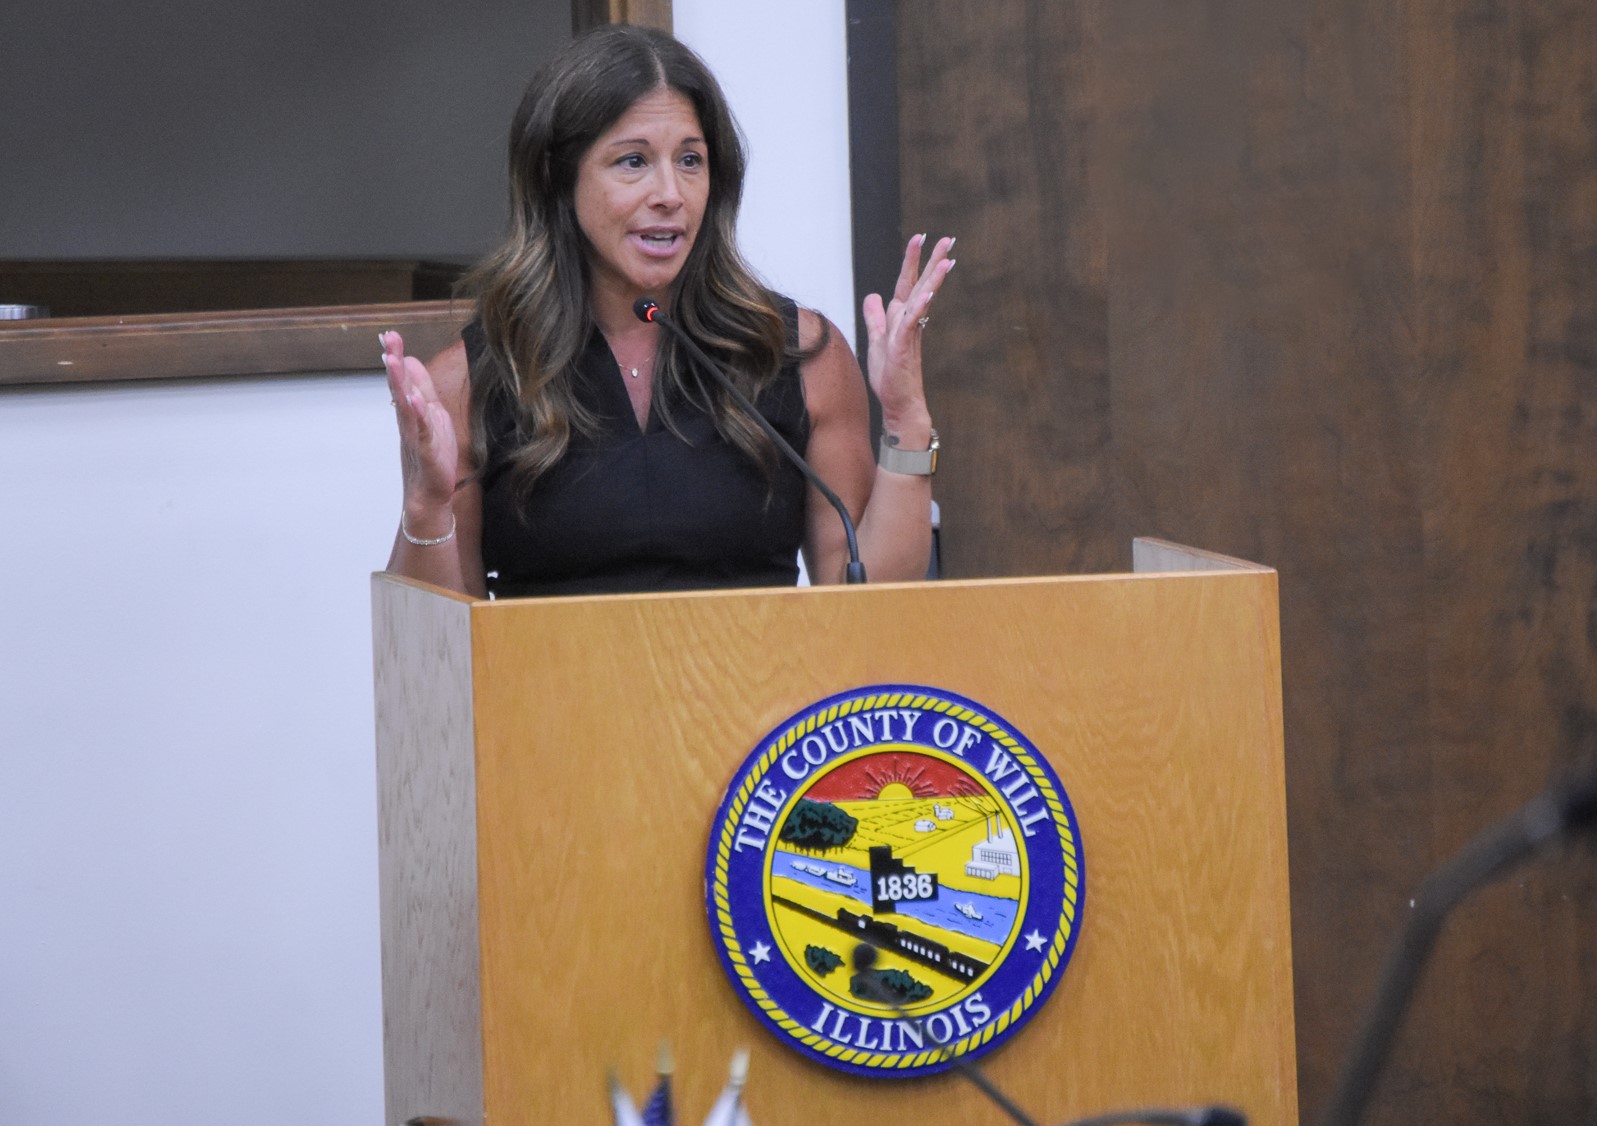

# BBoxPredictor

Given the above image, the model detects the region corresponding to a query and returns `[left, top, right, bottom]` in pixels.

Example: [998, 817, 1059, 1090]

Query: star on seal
[1024, 929, 1048, 952]
[749, 941, 772, 965]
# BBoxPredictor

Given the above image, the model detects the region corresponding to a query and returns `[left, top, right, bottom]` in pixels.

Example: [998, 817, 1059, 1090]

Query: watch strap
[878, 429, 940, 476]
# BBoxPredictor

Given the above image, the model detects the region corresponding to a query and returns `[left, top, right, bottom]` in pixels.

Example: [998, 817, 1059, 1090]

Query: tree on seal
[780, 798, 858, 850]
[851, 967, 933, 1004]
[806, 945, 844, 975]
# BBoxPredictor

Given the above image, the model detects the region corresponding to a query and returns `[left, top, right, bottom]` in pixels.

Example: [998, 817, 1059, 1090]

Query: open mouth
[633, 231, 685, 256]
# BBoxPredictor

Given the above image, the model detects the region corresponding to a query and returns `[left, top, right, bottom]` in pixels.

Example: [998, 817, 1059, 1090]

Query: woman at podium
[381, 25, 951, 597]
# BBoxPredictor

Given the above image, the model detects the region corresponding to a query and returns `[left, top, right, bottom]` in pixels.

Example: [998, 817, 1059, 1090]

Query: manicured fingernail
[947, 258, 957, 272]
[948, 237, 957, 252]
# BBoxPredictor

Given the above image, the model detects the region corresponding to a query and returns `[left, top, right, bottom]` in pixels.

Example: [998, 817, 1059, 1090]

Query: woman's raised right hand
[381, 331, 460, 515]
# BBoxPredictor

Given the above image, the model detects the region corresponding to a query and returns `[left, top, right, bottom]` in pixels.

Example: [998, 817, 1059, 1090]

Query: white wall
[675, 1, 857, 334]
[0, 377, 396, 1124]
[0, 4, 851, 1124]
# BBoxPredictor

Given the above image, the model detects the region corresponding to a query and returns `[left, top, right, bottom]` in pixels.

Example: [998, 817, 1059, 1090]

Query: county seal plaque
[705, 685, 1085, 1077]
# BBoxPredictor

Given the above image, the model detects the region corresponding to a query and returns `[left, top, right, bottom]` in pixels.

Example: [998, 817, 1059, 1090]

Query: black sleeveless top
[469, 303, 809, 597]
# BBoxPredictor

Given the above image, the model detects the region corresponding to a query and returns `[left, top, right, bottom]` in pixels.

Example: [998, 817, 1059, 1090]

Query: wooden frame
[2, 2, 667, 390]
[0, 301, 468, 388]
[572, 0, 671, 33]
[844, 0, 900, 362]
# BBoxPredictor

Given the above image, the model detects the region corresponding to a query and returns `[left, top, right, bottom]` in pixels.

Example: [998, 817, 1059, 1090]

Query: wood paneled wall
[891, 2, 1597, 1121]
[572, 0, 670, 34]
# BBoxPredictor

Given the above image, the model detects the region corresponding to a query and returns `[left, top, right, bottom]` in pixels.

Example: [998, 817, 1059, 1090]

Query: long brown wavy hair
[461, 25, 802, 494]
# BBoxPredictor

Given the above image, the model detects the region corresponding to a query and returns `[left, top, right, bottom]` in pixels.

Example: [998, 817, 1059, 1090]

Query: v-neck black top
[468, 302, 809, 597]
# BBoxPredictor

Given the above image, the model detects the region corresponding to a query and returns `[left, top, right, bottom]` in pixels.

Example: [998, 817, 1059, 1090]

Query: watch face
[705, 684, 1086, 1078]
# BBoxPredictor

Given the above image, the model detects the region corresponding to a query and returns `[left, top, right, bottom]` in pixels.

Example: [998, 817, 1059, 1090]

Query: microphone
[849, 943, 1247, 1126]
[1063, 1108, 1245, 1126]
[633, 297, 866, 583]
[1321, 771, 1597, 1126]
[851, 943, 1040, 1126]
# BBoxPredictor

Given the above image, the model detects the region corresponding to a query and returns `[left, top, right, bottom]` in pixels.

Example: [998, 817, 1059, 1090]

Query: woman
[382, 25, 951, 597]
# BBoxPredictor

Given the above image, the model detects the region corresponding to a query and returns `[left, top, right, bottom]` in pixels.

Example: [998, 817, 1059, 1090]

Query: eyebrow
[601, 135, 706, 149]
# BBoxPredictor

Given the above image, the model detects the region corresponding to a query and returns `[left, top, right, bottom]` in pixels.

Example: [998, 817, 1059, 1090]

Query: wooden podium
[372, 539, 1298, 1125]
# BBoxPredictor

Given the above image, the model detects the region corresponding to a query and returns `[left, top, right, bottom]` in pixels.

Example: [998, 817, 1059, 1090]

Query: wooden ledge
[1132, 537, 1275, 574]
[0, 300, 471, 388]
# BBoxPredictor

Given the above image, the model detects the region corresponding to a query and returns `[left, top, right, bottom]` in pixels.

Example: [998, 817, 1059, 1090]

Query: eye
[617, 153, 647, 170]
[679, 150, 706, 170]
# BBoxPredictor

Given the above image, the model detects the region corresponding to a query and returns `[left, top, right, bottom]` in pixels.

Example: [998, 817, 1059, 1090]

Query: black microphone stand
[850, 943, 1040, 1126]
[850, 943, 1246, 1126]
[1320, 772, 1597, 1126]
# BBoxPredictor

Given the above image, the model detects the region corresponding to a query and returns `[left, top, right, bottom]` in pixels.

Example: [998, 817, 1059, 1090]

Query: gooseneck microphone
[851, 943, 1039, 1126]
[633, 297, 866, 583]
[1066, 1109, 1246, 1126]
[850, 943, 1247, 1126]
[1321, 772, 1597, 1126]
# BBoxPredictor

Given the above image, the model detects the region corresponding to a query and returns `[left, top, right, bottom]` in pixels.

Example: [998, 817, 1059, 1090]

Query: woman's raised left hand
[861, 233, 956, 439]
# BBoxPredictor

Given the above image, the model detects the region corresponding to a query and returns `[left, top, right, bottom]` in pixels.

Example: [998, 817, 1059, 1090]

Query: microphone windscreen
[633, 297, 659, 322]
[1196, 1107, 1247, 1126]
[1561, 772, 1597, 829]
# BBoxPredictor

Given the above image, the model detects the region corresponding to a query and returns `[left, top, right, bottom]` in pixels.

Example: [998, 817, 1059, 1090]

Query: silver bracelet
[401, 511, 456, 547]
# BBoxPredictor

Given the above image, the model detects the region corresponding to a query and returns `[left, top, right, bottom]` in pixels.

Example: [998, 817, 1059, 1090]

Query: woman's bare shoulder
[797, 307, 864, 420]
[796, 305, 844, 353]
[427, 339, 471, 412]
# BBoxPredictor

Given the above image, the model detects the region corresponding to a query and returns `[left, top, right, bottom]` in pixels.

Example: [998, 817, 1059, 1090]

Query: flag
[701, 1048, 751, 1126]
[609, 1073, 644, 1126]
[611, 1045, 748, 1126]
[640, 1074, 672, 1126]
[642, 1041, 673, 1126]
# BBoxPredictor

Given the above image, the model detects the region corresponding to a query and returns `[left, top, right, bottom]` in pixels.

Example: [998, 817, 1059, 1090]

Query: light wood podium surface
[373, 540, 1297, 1125]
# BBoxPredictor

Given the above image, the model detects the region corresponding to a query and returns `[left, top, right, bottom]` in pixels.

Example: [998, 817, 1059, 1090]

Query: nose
[649, 164, 685, 209]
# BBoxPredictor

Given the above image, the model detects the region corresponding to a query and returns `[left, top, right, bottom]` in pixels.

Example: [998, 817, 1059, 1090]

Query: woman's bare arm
[382, 334, 486, 598]
[801, 234, 953, 584]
